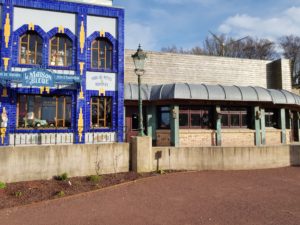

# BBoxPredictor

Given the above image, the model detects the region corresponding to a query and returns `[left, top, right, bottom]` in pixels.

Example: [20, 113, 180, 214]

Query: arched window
[19, 31, 43, 65]
[49, 34, 72, 67]
[91, 38, 112, 69]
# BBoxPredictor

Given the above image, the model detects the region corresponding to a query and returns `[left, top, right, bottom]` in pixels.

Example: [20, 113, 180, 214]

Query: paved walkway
[1, 167, 300, 225]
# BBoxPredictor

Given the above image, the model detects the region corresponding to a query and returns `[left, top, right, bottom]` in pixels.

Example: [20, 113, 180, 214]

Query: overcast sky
[114, 0, 300, 51]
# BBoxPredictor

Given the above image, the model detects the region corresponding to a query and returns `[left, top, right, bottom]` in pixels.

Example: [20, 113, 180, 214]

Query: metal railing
[0, 126, 117, 146]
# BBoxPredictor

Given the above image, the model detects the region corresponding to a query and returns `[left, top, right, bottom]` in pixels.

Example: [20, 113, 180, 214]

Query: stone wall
[125, 50, 292, 91]
[221, 129, 255, 147]
[153, 145, 300, 171]
[265, 128, 282, 145]
[179, 129, 215, 147]
[125, 50, 269, 87]
[0, 143, 129, 183]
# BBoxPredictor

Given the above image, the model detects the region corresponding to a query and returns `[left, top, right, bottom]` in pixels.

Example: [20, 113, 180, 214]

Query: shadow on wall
[290, 145, 300, 166]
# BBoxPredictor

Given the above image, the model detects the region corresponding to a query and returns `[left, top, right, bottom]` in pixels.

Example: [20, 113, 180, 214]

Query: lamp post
[131, 44, 147, 136]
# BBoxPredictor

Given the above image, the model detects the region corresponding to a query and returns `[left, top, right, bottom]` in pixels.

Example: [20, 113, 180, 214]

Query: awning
[125, 83, 300, 106]
[0, 68, 81, 87]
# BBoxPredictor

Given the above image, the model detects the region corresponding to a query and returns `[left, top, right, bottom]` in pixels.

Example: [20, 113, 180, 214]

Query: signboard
[0, 68, 81, 87]
[23, 70, 54, 87]
[86, 72, 116, 91]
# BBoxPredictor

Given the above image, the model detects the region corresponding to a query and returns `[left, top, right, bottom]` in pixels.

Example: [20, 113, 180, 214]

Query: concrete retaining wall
[0, 143, 129, 183]
[153, 145, 300, 171]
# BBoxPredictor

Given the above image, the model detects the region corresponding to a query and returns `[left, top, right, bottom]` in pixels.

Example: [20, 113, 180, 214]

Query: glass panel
[41, 97, 56, 127]
[92, 49, 98, 68]
[160, 112, 170, 128]
[231, 114, 240, 127]
[221, 114, 229, 127]
[241, 114, 247, 127]
[20, 43, 27, 64]
[132, 113, 138, 130]
[179, 113, 189, 127]
[106, 98, 112, 128]
[201, 112, 210, 127]
[91, 104, 98, 127]
[191, 114, 201, 127]
[17, 95, 72, 128]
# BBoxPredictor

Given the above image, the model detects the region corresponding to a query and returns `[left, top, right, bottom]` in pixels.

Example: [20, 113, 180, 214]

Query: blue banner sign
[0, 68, 81, 87]
[23, 70, 54, 87]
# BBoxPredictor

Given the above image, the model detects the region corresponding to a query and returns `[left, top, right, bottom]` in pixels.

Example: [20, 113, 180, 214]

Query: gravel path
[1, 167, 300, 225]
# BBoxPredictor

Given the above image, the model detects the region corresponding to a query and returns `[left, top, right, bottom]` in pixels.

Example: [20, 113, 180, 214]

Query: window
[19, 31, 43, 65]
[158, 106, 170, 129]
[90, 97, 112, 128]
[221, 107, 248, 128]
[49, 34, 72, 67]
[17, 95, 72, 128]
[179, 106, 213, 129]
[265, 109, 279, 128]
[91, 38, 112, 70]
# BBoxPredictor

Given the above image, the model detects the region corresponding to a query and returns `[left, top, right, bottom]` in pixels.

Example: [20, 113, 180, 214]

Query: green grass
[0, 181, 6, 189]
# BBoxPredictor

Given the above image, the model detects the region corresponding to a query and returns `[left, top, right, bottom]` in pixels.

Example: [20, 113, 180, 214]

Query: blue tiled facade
[0, 0, 125, 146]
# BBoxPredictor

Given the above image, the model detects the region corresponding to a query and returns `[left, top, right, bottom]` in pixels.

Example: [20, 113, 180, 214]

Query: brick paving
[1, 167, 300, 225]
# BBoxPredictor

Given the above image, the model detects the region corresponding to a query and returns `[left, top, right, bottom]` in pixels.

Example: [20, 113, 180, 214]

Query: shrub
[0, 181, 6, 189]
[88, 175, 101, 183]
[15, 190, 22, 197]
[56, 173, 68, 181]
[57, 191, 65, 197]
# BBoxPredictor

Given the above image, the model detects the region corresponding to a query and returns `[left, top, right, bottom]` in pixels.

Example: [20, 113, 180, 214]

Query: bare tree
[279, 35, 300, 84]
[161, 34, 277, 60]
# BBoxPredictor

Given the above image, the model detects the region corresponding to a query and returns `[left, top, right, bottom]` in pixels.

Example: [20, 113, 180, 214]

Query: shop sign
[0, 68, 81, 87]
[86, 72, 116, 91]
[23, 70, 54, 87]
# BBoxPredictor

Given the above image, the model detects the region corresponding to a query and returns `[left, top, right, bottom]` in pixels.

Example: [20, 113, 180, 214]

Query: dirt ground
[1, 167, 300, 225]
[0, 172, 160, 209]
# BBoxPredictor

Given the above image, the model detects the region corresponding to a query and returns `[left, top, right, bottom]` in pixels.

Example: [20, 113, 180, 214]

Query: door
[293, 112, 299, 142]
[125, 106, 147, 142]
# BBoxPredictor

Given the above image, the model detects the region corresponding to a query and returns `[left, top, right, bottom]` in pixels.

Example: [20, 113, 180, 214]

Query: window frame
[157, 106, 171, 129]
[49, 34, 73, 67]
[91, 38, 113, 70]
[19, 31, 43, 65]
[179, 106, 213, 129]
[221, 107, 248, 129]
[90, 96, 113, 129]
[17, 94, 72, 129]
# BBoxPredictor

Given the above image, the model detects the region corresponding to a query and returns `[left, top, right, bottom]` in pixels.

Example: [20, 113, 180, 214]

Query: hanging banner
[0, 68, 81, 87]
[23, 70, 54, 87]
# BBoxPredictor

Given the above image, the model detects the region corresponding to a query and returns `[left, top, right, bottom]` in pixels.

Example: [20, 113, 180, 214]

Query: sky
[113, 0, 300, 51]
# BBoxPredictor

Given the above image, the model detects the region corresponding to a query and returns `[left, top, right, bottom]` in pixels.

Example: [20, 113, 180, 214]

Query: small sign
[23, 70, 54, 87]
[86, 72, 116, 91]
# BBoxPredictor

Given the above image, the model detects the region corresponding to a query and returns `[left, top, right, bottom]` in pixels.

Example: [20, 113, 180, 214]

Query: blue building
[0, 0, 124, 146]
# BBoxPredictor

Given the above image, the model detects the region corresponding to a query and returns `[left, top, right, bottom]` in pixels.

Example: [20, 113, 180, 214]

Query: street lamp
[132, 44, 147, 136]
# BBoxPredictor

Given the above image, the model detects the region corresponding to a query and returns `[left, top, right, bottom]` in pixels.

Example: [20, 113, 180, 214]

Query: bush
[88, 175, 101, 183]
[0, 181, 6, 189]
[56, 173, 68, 181]
[57, 191, 65, 197]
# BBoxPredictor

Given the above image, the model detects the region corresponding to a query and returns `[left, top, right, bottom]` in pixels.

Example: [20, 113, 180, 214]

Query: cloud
[218, 7, 300, 40]
[152, 0, 216, 5]
[125, 22, 157, 50]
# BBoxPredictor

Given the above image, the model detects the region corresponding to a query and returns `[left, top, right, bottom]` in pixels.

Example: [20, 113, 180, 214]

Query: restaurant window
[19, 31, 43, 65]
[49, 34, 72, 67]
[17, 95, 72, 128]
[221, 107, 248, 128]
[265, 109, 279, 128]
[91, 38, 112, 70]
[90, 97, 112, 128]
[179, 106, 213, 129]
[158, 106, 170, 129]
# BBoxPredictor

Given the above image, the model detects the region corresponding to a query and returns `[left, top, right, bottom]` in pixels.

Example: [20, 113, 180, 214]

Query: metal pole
[138, 74, 144, 136]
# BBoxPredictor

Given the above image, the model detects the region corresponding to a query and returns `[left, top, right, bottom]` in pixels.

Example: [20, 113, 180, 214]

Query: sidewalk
[1, 167, 300, 225]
